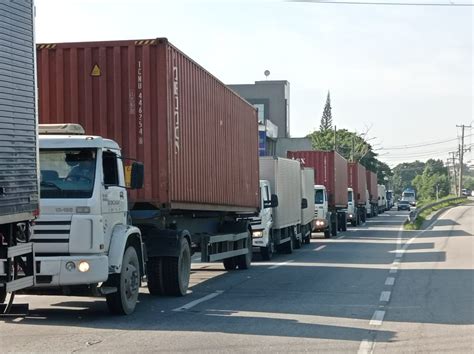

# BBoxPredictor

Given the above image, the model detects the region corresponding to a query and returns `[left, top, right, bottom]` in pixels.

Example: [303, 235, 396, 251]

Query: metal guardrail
[407, 196, 467, 224]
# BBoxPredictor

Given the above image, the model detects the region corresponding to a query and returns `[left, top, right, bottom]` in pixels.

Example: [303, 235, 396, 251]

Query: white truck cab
[365, 189, 371, 218]
[251, 180, 278, 259]
[313, 185, 331, 238]
[34, 124, 144, 314]
[347, 188, 356, 225]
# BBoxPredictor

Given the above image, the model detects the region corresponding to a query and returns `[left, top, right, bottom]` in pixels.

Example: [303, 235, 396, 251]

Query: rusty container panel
[37, 38, 259, 212]
[366, 170, 378, 203]
[348, 162, 367, 206]
[287, 151, 348, 208]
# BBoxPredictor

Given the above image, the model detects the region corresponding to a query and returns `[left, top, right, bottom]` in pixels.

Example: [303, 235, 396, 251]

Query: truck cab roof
[314, 185, 326, 190]
[39, 134, 120, 150]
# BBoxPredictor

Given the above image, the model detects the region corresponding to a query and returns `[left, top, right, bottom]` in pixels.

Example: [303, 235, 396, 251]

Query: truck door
[101, 150, 127, 249]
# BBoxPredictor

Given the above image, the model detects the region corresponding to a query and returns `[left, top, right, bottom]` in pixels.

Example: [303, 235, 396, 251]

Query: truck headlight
[252, 231, 263, 238]
[349, 214, 353, 218]
[78, 261, 90, 273]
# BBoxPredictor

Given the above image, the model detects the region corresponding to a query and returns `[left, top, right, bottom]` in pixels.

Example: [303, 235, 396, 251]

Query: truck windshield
[39, 149, 97, 199]
[348, 191, 353, 202]
[315, 189, 324, 204]
[403, 192, 415, 198]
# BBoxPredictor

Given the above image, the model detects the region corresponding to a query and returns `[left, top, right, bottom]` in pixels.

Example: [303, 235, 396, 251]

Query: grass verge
[403, 197, 469, 231]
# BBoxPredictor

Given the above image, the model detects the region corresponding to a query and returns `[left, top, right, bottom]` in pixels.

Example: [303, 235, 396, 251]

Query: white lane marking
[268, 260, 294, 270]
[358, 339, 374, 354]
[389, 267, 398, 274]
[370, 310, 385, 326]
[385, 277, 395, 286]
[173, 290, 224, 312]
[380, 291, 391, 302]
[315, 245, 327, 251]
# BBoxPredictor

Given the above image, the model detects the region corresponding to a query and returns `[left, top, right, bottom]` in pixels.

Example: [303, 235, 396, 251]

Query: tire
[324, 227, 331, 239]
[164, 238, 191, 296]
[304, 233, 311, 244]
[294, 235, 302, 249]
[341, 215, 347, 232]
[0, 288, 6, 304]
[236, 232, 252, 270]
[351, 219, 357, 227]
[106, 245, 140, 315]
[331, 220, 337, 237]
[260, 236, 274, 261]
[283, 237, 293, 254]
[146, 257, 164, 296]
[223, 257, 237, 270]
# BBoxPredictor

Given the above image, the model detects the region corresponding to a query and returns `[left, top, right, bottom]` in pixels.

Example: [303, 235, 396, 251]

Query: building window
[253, 103, 265, 124]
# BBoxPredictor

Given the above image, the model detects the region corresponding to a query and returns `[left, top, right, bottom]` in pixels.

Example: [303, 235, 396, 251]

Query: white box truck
[299, 167, 314, 244]
[251, 157, 303, 259]
[0, 0, 38, 311]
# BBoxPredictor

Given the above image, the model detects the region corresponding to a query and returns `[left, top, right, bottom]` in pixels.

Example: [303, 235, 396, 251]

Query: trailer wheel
[351, 218, 357, 227]
[236, 231, 252, 269]
[223, 257, 237, 270]
[331, 218, 338, 237]
[146, 257, 164, 296]
[282, 236, 293, 254]
[106, 245, 140, 315]
[161, 238, 191, 296]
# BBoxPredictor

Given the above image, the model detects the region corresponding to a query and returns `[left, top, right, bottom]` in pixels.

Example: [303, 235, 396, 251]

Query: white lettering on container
[137, 61, 144, 145]
[173, 61, 179, 154]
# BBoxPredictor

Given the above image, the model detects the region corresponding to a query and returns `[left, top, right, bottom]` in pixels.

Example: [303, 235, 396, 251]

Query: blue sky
[35, 0, 473, 166]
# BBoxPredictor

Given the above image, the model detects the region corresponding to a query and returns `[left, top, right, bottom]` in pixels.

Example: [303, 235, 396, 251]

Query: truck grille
[32, 217, 71, 254]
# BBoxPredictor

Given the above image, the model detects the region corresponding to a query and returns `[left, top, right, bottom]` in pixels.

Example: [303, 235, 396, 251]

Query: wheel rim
[124, 262, 139, 301]
[179, 244, 191, 291]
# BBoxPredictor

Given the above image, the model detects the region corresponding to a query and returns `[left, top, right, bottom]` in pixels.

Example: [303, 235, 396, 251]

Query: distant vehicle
[461, 188, 471, 197]
[401, 188, 416, 206]
[397, 200, 411, 211]
[386, 190, 394, 209]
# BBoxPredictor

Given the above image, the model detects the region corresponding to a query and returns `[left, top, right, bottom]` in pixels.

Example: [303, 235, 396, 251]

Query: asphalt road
[1, 203, 473, 353]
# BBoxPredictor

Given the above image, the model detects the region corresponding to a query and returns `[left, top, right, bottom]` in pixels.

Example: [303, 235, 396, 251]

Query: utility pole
[457, 124, 472, 196]
[450, 151, 457, 195]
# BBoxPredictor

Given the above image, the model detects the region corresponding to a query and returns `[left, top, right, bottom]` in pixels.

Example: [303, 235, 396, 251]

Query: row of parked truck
[0, 1, 390, 315]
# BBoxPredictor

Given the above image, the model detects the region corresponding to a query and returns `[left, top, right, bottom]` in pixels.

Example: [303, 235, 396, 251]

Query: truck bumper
[34, 255, 109, 287]
[313, 219, 328, 232]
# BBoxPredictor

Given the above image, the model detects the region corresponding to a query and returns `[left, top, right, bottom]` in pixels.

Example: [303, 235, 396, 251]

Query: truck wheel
[161, 238, 191, 296]
[324, 228, 331, 238]
[304, 231, 311, 244]
[260, 236, 274, 261]
[341, 215, 347, 232]
[331, 219, 337, 237]
[236, 232, 252, 269]
[146, 257, 164, 296]
[294, 234, 302, 249]
[223, 258, 237, 270]
[106, 245, 140, 315]
[283, 237, 293, 254]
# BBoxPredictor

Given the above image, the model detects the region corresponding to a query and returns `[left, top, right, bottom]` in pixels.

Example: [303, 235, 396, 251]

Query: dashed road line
[389, 267, 398, 274]
[268, 260, 294, 270]
[315, 245, 326, 251]
[337, 235, 345, 239]
[379, 291, 391, 302]
[385, 277, 395, 286]
[370, 310, 385, 326]
[173, 290, 224, 312]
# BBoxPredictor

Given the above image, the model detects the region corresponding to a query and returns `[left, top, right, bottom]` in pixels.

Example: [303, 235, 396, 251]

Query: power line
[376, 134, 473, 150]
[289, 0, 474, 6]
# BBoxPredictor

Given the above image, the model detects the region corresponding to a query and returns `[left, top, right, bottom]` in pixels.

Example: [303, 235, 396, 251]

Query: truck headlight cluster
[78, 261, 90, 273]
[252, 231, 263, 238]
[315, 220, 325, 226]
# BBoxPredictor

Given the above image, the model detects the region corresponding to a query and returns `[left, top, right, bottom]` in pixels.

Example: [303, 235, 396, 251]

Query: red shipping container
[37, 38, 259, 212]
[287, 151, 348, 208]
[366, 170, 378, 203]
[347, 162, 367, 206]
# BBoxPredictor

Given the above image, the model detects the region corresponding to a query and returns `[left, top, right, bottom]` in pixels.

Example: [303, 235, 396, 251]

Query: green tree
[411, 160, 450, 201]
[320, 91, 333, 131]
[391, 161, 425, 196]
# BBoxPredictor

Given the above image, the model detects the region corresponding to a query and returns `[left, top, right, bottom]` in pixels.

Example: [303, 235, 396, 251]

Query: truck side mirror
[301, 198, 308, 209]
[130, 162, 144, 189]
[264, 194, 279, 208]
